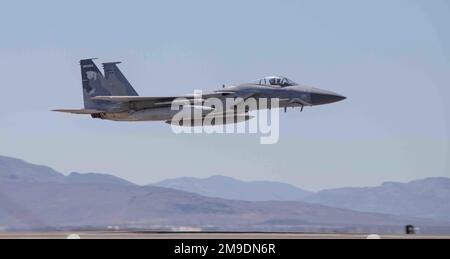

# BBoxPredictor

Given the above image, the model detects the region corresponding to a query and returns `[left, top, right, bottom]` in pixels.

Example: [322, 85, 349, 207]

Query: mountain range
[1, 155, 449, 233]
[154, 175, 450, 222]
[303, 178, 450, 221]
[153, 175, 312, 201]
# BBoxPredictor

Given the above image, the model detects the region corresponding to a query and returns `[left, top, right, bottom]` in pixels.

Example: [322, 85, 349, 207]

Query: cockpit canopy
[253, 76, 298, 88]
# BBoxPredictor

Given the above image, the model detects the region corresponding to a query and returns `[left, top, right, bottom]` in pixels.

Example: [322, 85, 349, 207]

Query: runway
[0, 232, 448, 239]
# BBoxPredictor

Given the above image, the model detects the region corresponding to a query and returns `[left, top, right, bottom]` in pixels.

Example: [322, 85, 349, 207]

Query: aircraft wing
[92, 91, 253, 109]
[92, 96, 177, 102]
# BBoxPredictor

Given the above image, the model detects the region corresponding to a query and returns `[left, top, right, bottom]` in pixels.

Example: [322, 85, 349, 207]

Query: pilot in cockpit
[269, 78, 276, 86]
[265, 77, 296, 87]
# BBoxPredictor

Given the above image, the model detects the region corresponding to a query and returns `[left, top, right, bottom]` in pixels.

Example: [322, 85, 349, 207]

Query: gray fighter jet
[54, 59, 346, 125]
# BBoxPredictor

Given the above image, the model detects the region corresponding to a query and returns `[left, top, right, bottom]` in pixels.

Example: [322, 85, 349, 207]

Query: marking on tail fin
[86, 71, 99, 80]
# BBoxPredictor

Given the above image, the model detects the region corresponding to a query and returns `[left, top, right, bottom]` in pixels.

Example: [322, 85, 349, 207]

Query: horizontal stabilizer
[52, 109, 104, 115]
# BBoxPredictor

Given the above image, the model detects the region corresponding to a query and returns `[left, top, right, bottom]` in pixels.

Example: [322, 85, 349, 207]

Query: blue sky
[0, 0, 449, 190]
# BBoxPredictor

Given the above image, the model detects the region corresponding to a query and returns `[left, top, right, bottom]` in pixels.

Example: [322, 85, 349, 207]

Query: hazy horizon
[1, 153, 449, 192]
[1, 0, 449, 191]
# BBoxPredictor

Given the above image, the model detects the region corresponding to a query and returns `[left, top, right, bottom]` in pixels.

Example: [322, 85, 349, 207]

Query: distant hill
[153, 175, 312, 201]
[0, 156, 65, 183]
[1, 155, 446, 233]
[303, 178, 450, 221]
[1, 180, 443, 233]
[0, 156, 135, 187]
[66, 172, 136, 186]
[153, 175, 450, 222]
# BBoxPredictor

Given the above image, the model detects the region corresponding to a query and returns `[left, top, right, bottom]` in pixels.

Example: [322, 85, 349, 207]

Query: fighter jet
[54, 59, 346, 125]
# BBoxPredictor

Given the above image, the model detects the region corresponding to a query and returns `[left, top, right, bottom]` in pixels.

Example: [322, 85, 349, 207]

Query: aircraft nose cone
[310, 88, 346, 105]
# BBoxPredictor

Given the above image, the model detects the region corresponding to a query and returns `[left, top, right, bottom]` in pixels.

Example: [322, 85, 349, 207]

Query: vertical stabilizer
[103, 62, 139, 96]
[79, 59, 139, 110]
[80, 59, 110, 109]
